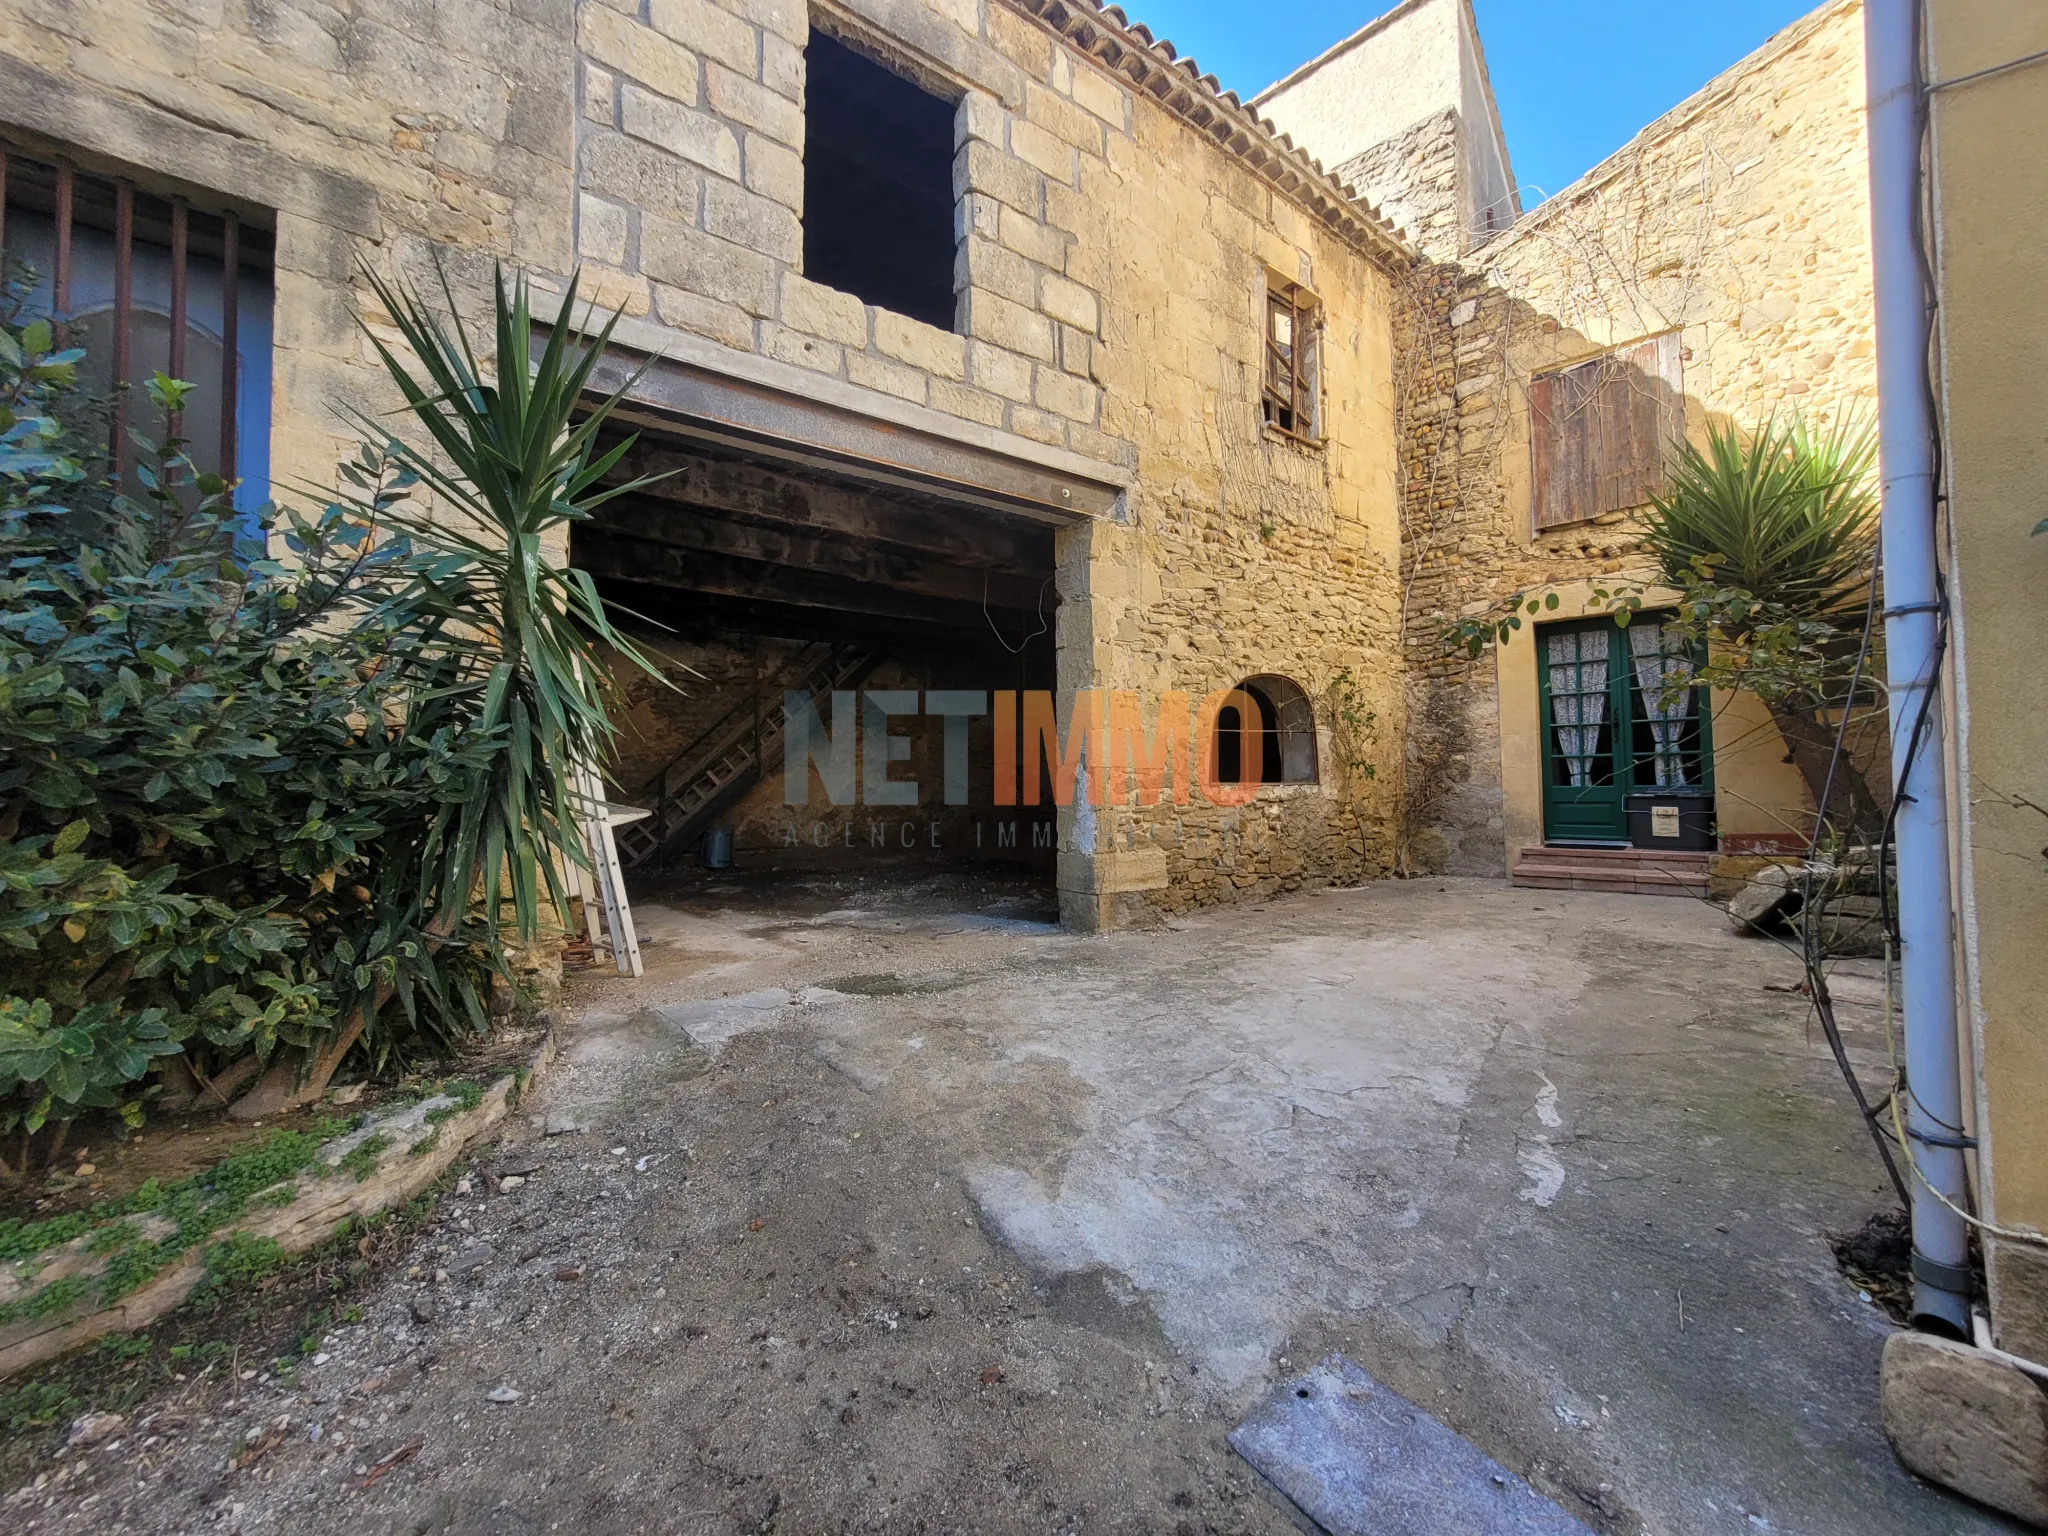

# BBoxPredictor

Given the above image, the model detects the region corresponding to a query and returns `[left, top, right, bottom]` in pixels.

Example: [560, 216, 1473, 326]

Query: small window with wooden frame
[1529, 332, 1683, 531]
[1260, 276, 1320, 444]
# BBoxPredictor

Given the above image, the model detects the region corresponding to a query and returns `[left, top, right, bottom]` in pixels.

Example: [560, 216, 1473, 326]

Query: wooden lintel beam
[573, 528, 1050, 632]
[607, 439, 1055, 572]
[583, 502, 1051, 611]
[593, 575, 1053, 652]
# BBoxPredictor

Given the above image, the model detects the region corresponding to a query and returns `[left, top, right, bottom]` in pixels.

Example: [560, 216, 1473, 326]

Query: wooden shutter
[1531, 332, 1683, 530]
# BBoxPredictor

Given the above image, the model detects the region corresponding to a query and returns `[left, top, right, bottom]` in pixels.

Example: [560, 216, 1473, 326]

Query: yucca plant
[1642, 415, 1878, 622]
[230, 264, 667, 1116]
[1642, 414, 1886, 842]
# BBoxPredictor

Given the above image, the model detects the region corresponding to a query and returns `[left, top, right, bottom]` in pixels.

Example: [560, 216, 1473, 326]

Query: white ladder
[567, 759, 646, 979]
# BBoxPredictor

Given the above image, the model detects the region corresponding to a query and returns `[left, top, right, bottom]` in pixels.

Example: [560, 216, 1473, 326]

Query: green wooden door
[1540, 618, 1628, 843]
[1538, 614, 1715, 845]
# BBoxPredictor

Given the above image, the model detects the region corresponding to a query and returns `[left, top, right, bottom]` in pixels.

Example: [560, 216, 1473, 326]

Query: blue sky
[1124, 0, 1820, 204]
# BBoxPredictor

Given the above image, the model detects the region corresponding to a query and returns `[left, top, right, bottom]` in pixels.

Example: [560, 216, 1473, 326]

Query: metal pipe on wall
[1862, 0, 1971, 1334]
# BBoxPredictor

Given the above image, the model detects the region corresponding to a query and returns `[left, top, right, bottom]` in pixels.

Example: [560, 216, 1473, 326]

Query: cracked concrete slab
[34, 870, 2009, 1535]
[567, 872, 2008, 1535]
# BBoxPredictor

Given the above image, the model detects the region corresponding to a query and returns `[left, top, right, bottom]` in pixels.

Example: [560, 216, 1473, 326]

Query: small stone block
[1881, 1331, 2048, 1528]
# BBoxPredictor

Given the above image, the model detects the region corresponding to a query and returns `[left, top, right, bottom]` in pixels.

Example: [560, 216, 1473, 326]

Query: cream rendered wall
[1928, 0, 2048, 1361]
[1491, 580, 1805, 857]
[1252, 0, 1462, 173]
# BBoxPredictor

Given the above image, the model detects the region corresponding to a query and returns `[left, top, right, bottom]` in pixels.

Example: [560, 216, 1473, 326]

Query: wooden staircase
[612, 644, 883, 869]
[1511, 845, 1711, 898]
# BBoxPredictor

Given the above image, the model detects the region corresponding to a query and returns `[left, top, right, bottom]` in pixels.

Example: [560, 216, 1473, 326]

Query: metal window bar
[52, 162, 72, 343]
[0, 143, 270, 491]
[166, 196, 187, 445]
[111, 181, 132, 477]
[219, 210, 239, 476]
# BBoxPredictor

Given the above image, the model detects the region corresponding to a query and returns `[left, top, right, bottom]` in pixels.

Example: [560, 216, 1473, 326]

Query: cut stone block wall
[0, 0, 1409, 925]
[566, 0, 1413, 922]
[570, 0, 1130, 470]
[0, 0, 578, 500]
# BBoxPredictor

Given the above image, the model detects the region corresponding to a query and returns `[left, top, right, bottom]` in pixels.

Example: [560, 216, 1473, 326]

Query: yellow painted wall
[1491, 580, 1810, 855]
[1928, 0, 2048, 1360]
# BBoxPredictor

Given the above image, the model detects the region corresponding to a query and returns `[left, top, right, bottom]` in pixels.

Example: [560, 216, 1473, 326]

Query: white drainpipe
[1863, 0, 1971, 1333]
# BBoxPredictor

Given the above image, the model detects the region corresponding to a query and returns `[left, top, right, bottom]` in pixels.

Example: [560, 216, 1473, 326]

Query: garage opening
[571, 422, 1062, 921]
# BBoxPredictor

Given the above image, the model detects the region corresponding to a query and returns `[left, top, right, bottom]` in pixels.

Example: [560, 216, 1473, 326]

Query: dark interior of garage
[571, 421, 1063, 902]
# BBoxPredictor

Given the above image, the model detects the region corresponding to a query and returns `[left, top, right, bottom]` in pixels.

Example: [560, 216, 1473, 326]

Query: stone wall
[1332, 109, 1463, 265]
[565, 0, 1414, 925]
[1044, 25, 1409, 925]
[1394, 0, 1875, 873]
[0, 0, 578, 498]
[4, 0, 1413, 927]
[570, 0, 1134, 470]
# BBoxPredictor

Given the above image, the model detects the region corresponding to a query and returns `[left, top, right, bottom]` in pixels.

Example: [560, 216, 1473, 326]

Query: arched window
[1214, 675, 1318, 785]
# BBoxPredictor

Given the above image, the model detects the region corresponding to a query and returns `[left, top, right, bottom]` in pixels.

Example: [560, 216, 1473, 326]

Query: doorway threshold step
[1512, 845, 1710, 897]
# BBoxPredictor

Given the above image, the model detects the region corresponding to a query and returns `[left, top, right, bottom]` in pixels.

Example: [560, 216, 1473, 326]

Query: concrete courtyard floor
[11, 870, 2019, 1535]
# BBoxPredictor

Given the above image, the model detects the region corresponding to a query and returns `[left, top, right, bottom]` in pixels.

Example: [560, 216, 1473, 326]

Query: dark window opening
[0, 144, 275, 508]
[1214, 674, 1318, 786]
[802, 32, 957, 331]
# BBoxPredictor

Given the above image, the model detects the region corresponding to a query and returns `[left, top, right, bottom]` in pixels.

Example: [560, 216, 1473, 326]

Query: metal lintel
[576, 339, 1118, 526]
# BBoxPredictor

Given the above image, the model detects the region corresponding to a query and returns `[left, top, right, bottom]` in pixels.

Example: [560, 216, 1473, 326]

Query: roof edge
[1470, 0, 1858, 258]
[996, 0, 1417, 269]
[1455, 0, 1519, 218]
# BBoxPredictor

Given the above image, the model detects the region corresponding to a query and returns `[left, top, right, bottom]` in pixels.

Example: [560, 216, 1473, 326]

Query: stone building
[0, 0, 1423, 932]
[11, 0, 2048, 1508]
[1253, 0, 1519, 258]
[0, 0, 1877, 921]
[1269, 0, 1877, 889]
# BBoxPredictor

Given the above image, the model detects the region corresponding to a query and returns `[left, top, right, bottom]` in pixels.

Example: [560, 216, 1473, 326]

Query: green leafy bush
[0, 260, 659, 1151]
[0, 297, 483, 1147]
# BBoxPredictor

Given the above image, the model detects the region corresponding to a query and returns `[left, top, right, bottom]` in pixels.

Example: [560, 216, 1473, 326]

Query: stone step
[1513, 869, 1710, 897]
[1512, 846, 1711, 897]
[1516, 844, 1711, 865]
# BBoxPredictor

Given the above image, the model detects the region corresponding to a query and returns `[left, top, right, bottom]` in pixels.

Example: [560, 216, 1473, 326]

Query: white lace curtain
[1628, 622, 1696, 787]
[1547, 628, 1607, 787]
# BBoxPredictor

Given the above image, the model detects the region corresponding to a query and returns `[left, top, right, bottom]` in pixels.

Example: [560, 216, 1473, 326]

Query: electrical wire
[1925, 44, 2048, 95]
[983, 573, 1050, 655]
[1882, 938, 2048, 1247]
[1788, 0, 2048, 1243]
